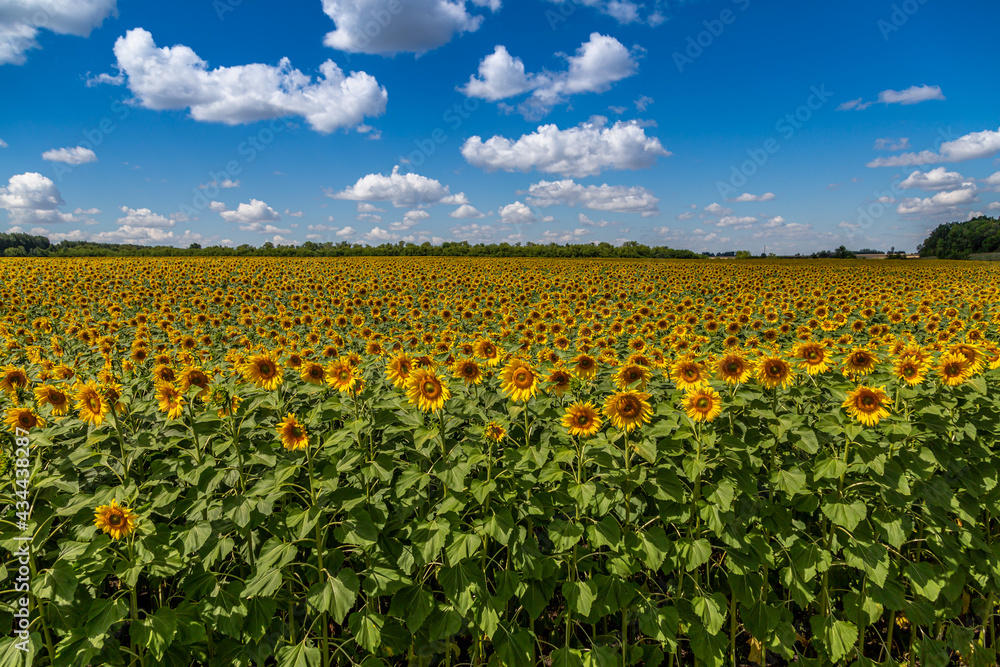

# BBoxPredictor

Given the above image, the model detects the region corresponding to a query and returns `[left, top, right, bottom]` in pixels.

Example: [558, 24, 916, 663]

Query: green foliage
[918, 215, 1000, 258]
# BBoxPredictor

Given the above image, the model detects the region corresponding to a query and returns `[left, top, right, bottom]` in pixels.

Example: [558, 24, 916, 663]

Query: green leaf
[549, 519, 585, 552]
[688, 624, 726, 667]
[492, 623, 534, 667]
[770, 467, 806, 497]
[244, 597, 278, 642]
[810, 615, 857, 663]
[330, 569, 361, 625]
[906, 562, 943, 602]
[587, 515, 622, 550]
[813, 457, 847, 481]
[389, 585, 434, 633]
[243, 569, 284, 598]
[551, 647, 585, 667]
[820, 499, 867, 531]
[677, 538, 712, 571]
[562, 580, 598, 616]
[84, 598, 128, 637]
[348, 611, 385, 654]
[132, 606, 177, 661]
[275, 640, 321, 667]
[692, 593, 727, 635]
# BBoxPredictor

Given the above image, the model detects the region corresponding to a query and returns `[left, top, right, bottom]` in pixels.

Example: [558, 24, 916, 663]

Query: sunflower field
[1, 256, 1000, 667]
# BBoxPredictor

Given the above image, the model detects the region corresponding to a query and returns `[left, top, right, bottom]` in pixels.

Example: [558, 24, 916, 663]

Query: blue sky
[1, 0, 998, 253]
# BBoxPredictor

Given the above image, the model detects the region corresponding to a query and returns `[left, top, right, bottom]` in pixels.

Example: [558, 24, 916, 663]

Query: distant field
[1, 257, 999, 666]
[971, 252, 1000, 261]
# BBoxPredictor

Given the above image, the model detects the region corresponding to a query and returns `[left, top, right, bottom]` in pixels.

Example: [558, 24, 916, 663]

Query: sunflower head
[614, 364, 651, 391]
[715, 354, 751, 384]
[843, 348, 878, 376]
[500, 359, 539, 403]
[936, 352, 973, 386]
[842, 385, 891, 426]
[93, 499, 139, 541]
[756, 356, 794, 390]
[405, 369, 451, 413]
[451, 358, 483, 386]
[4, 407, 45, 432]
[603, 391, 653, 433]
[76, 381, 109, 426]
[484, 421, 507, 443]
[683, 387, 722, 423]
[546, 368, 573, 396]
[562, 401, 602, 437]
[671, 357, 708, 391]
[277, 413, 309, 450]
[242, 353, 283, 390]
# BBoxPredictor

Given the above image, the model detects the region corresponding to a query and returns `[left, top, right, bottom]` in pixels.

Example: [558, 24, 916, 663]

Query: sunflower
[947, 343, 985, 372]
[93, 498, 139, 541]
[793, 341, 830, 375]
[755, 356, 795, 390]
[405, 369, 451, 412]
[155, 383, 186, 420]
[671, 357, 708, 391]
[277, 413, 309, 450]
[241, 352, 283, 390]
[4, 407, 44, 432]
[546, 367, 573, 396]
[484, 421, 507, 443]
[842, 385, 891, 426]
[570, 353, 598, 380]
[386, 352, 414, 389]
[935, 353, 973, 387]
[683, 387, 722, 423]
[562, 401, 602, 437]
[76, 381, 109, 426]
[474, 339, 501, 367]
[0, 365, 29, 394]
[326, 357, 360, 394]
[715, 354, 752, 384]
[34, 384, 70, 416]
[500, 359, 540, 403]
[152, 364, 176, 384]
[603, 391, 652, 433]
[842, 348, 878, 377]
[614, 364, 651, 391]
[299, 361, 326, 385]
[451, 358, 483, 386]
[179, 367, 211, 397]
[893, 356, 927, 386]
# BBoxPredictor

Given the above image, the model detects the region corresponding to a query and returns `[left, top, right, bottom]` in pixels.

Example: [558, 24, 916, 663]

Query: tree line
[917, 216, 1000, 259]
[13, 239, 705, 259]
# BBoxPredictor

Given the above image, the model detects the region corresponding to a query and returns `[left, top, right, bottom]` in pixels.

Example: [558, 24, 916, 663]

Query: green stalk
[307, 448, 330, 667]
[186, 399, 203, 466]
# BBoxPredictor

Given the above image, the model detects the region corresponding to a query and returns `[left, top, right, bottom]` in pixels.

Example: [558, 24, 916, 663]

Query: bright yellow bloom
[405, 368, 451, 412]
[484, 421, 507, 443]
[793, 341, 830, 375]
[156, 383, 186, 420]
[671, 357, 708, 391]
[614, 364, 651, 391]
[756, 356, 794, 390]
[893, 356, 927, 386]
[682, 387, 722, 423]
[843, 347, 878, 377]
[241, 352, 283, 390]
[34, 384, 70, 416]
[94, 499, 139, 540]
[715, 354, 752, 385]
[936, 353, 974, 386]
[4, 407, 44, 432]
[451, 358, 483, 386]
[500, 359, 539, 403]
[842, 385, 891, 426]
[603, 391, 652, 433]
[76, 381, 109, 426]
[562, 401, 602, 437]
[326, 357, 360, 393]
[277, 413, 309, 450]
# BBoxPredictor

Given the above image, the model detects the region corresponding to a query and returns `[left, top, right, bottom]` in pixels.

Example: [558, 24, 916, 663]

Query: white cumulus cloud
[498, 201, 535, 225]
[331, 166, 455, 207]
[219, 199, 281, 225]
[461, 118, 668, 178]
[867, 127, 1000, 167]
[41, 146, 97, 165]
[450, 204, 485, 218]
[97, 28, 387, 134]
[897, 188, 978, 217]
[524, 179, 660, 216]
[899, 167, 974, 191]
[0, 0, 117, 65]
[321, 0, 498, 55]
[729, 192, 775, 202]
[0, 172, 79, 225]
[461, 34, 639, 115]
[116, 205, 173, 228]
[839, 85, 945, 111]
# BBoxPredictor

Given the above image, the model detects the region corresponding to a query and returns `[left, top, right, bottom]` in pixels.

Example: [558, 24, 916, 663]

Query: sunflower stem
[186, 399, 203, 466]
